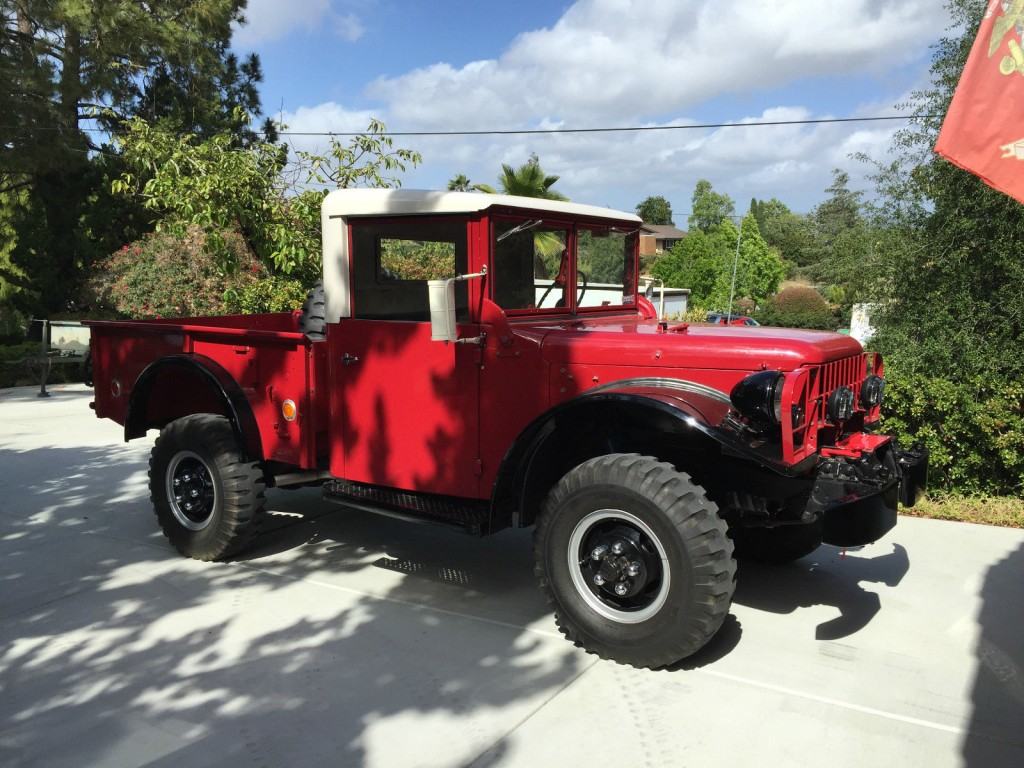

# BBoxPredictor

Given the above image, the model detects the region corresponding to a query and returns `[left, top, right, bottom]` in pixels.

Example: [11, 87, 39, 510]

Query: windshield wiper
[497, 219, 542, 242]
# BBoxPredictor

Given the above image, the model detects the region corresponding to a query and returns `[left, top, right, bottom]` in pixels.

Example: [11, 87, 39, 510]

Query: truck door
[327, 217, 482, 499]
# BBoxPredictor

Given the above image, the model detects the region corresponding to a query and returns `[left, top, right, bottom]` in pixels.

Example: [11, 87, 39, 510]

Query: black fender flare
[490, 380, 798, 528]
[125, 354, 262, 461]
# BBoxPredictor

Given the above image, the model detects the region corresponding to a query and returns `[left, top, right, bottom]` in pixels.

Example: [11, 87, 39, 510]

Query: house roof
[640, 224, 687, 239]
[322, 188, 642, 223]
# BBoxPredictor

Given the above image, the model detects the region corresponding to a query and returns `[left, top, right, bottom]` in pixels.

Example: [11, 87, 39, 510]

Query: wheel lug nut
[593, 574, 605, 586]
[173, 478, 181, 487]
[610, 541, 624, 555]
[614, 582, 630, 596]
[590, 544, 608, 561]
[626, 561, 641, 577]
[184, 502, 192, 510]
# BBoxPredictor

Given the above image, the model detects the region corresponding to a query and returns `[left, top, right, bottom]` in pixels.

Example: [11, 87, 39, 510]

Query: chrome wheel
[567, 509, 670, 624]
[165, 450, 217, 531]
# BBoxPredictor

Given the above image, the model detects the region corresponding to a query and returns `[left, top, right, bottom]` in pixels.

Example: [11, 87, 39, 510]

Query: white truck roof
[321, 188, 641, 223]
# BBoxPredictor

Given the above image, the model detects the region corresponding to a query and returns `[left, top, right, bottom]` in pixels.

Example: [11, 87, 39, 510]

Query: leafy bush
[84, 227, 265, 319]
[881, 363, 1024, 495]
[757, 285, 835, 330]
[225, 275, 309, 314]
[0, 301, 27, 343]
[0, 342, 84, 389]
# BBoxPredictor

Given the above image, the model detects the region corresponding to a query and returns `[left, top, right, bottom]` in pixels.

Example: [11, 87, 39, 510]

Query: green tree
[687, 180, 735, 233]
[732, 214, 785, 306]
[0, 0, 272, 313]
[113, 116, 422, 281]
[813, 170, 864, 246]
[866, 0, 1024, 493]
[636, 195, 674, 225]
[653, 214, 783, 311]
[651, 227, 730, 302]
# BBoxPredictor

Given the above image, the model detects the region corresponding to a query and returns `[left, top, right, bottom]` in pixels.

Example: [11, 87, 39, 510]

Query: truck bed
[85, 313, 329, 470]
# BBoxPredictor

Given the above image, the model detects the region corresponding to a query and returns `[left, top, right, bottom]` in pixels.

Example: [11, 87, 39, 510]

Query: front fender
[490, 378, 799, 529]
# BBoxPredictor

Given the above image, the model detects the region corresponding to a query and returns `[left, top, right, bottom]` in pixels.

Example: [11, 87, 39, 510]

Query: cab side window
[352, 218, 468, 321]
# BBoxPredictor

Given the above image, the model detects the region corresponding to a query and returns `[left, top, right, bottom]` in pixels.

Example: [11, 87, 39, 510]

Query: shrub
[881, 362, 1024, 495]
[84, 227, 265, 319]
[0, 301, 27, 343]
[0, 342, 84, 388]
[225, 275, 309, 314]
[757, 285, 835, 330]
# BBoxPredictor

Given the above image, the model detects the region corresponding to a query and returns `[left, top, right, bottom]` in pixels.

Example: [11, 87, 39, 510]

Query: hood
[520, 315, 863, 371]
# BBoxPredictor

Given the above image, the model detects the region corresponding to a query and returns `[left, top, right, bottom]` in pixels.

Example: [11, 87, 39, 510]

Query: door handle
[342, 353, 360, 366]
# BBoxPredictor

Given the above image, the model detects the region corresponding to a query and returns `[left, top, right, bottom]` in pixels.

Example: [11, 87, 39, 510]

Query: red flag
[935, 0, 1024, 204]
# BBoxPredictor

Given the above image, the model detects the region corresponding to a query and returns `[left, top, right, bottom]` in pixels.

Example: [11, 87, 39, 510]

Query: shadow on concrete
[962, 541, 1024, 766]
[734, 543, 910, 641]
[0, 437, 579, 767]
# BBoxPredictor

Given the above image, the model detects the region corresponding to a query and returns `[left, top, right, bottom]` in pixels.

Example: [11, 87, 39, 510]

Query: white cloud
[367, 0, 949, 128]
[234, 0, 365, 46]
[278, 0, 947, 211]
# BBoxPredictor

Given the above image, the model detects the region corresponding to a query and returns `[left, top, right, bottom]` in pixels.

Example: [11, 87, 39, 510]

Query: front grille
[816, 354, 868, 414]
[782, 353, 871, 464]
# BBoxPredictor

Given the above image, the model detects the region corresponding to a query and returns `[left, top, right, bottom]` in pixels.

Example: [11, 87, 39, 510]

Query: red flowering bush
[84, 227, 269, 319]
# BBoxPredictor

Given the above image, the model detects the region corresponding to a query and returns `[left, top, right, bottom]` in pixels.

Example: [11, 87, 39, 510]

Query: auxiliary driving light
[861, 374, 885, 408]
[827, 386, 856, 423]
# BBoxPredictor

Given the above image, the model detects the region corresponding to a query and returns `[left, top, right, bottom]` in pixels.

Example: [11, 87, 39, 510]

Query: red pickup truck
[87, 189, 927, 668]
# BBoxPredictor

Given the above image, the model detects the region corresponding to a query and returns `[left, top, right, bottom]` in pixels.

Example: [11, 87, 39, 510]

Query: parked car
[86, 189, 927, 669]
[707, 312, 760, 326]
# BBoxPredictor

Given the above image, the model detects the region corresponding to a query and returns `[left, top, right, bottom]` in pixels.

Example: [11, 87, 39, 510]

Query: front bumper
[807, 442, 929, 547]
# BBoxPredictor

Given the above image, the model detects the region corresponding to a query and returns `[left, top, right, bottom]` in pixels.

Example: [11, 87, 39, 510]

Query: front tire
[149, 414, 266, 561]
[534, 454, 736, 669]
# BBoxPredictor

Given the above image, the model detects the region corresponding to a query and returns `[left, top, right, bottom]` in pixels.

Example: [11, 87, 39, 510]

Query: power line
[266, 114, 938, 137]
[0, 113, 939, 139]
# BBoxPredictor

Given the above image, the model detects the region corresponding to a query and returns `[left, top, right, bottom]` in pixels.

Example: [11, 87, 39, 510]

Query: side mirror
[428, 266, 487, 342]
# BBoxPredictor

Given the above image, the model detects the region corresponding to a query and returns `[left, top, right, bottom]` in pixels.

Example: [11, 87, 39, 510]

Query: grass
[902, 494, 1024, 529]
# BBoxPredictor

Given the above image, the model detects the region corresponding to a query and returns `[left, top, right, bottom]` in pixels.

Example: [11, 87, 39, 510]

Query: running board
[322, 480, 491, 535]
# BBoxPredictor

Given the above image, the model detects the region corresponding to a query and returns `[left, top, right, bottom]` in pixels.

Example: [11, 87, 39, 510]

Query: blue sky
[233, 0, 952, 216]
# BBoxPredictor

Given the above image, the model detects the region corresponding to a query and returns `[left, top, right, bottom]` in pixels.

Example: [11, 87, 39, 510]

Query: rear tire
[298, 281, 326, 340]
[732, 520, 823, 564]
[149, 414, 265, 561]
[534, 454, 736, 669]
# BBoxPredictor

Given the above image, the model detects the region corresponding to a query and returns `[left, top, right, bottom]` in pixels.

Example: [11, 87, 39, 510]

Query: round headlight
[827, 386, 855, 423]
[861, 375, 885, 408]
[730, 371, 784, 425]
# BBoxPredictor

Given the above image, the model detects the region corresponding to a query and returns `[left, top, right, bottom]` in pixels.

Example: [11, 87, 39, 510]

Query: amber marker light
[281, 399, 297, 422]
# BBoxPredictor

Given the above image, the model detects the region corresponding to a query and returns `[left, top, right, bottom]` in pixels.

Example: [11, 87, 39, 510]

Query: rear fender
[125, 354, 262, 461]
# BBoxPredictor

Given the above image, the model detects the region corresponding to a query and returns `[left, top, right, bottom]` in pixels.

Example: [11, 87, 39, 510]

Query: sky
[232, 0, 955, 217]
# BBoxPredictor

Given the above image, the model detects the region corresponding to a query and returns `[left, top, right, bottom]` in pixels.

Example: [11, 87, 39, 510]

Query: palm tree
[447, 173, 493, 193]
[447, 173, 472, 192]
[495, 154, 567, 200]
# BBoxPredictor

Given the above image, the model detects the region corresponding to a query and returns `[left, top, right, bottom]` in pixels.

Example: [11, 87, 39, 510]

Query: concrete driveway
[1, 384, 1022, 767]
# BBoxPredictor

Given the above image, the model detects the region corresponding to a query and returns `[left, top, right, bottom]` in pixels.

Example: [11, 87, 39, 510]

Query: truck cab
[87, 189, 927, 669]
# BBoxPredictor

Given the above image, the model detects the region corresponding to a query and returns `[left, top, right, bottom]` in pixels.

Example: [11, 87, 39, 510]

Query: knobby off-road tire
[731, 520, 823, 564]
[534, 453, 736, 669]
[149, 414, 266, 561]
[298, 281, 327, 340]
